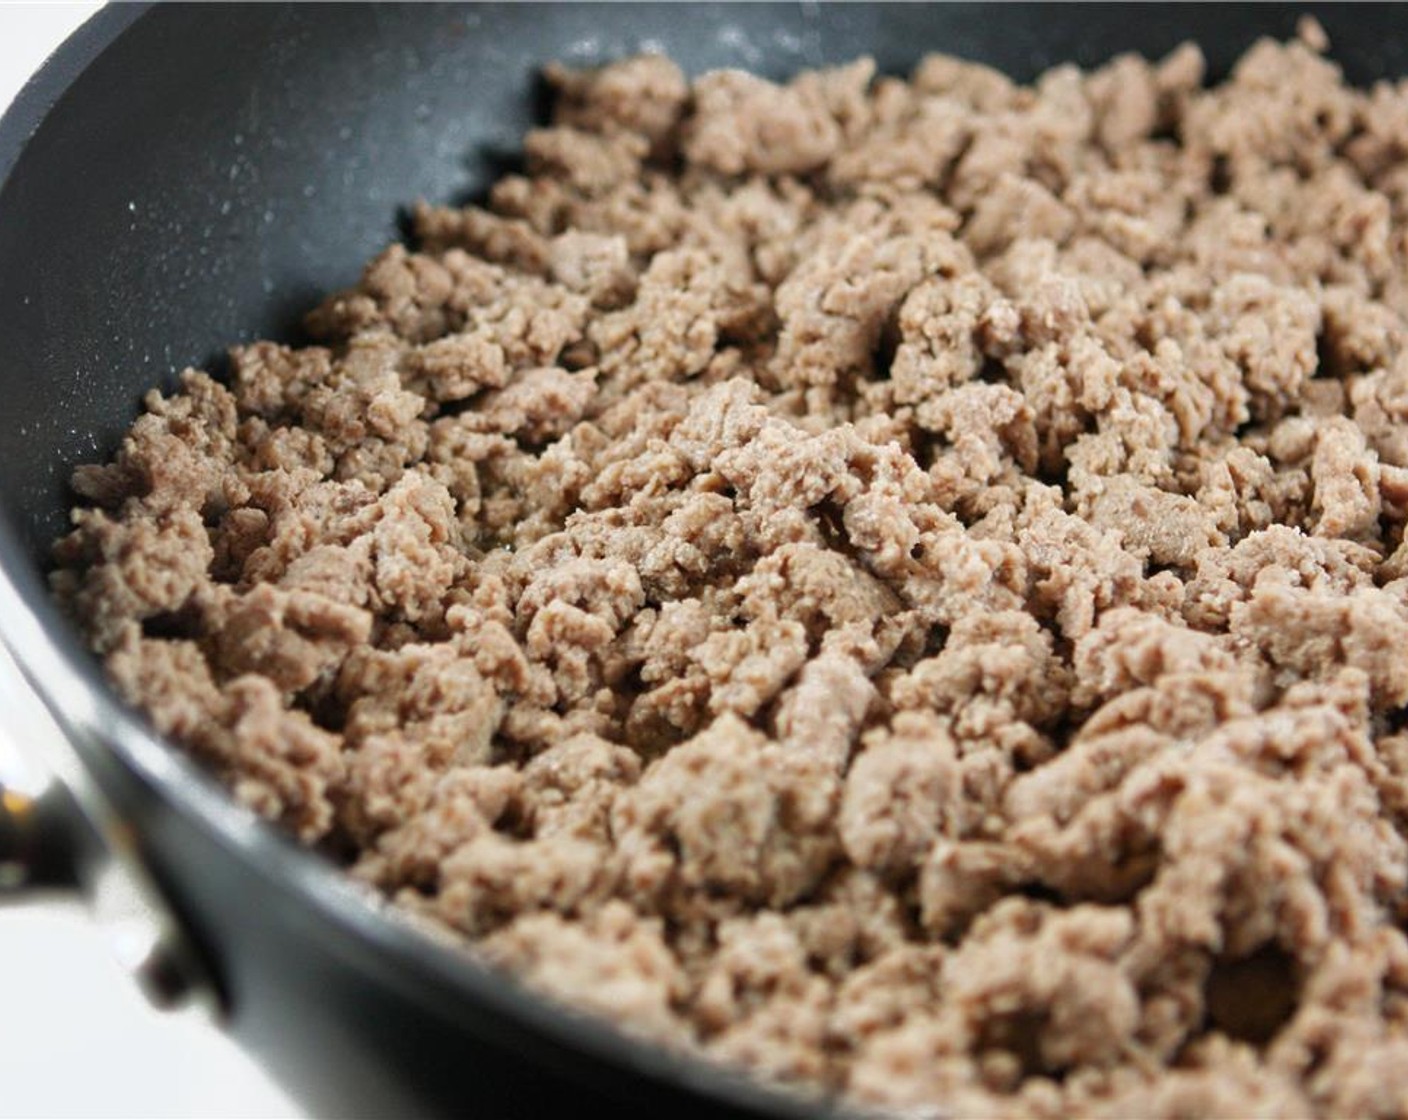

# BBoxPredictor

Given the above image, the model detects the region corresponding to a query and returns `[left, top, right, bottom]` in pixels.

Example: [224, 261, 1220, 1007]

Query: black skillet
[0, 4, 1401, 1117]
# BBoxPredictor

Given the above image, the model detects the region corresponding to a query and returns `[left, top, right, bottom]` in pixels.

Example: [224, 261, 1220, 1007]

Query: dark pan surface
[1, 5, 1405, 1116]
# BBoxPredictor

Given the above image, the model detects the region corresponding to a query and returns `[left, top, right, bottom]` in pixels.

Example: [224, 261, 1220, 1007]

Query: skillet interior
[1, 4, 1404, 1116]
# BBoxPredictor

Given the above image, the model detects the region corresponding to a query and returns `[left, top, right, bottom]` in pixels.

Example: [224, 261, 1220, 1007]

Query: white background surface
[0, 5, 299, 1116]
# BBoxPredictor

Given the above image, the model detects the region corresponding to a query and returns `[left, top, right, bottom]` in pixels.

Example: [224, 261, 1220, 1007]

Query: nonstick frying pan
[0, 5, 1403, 1117]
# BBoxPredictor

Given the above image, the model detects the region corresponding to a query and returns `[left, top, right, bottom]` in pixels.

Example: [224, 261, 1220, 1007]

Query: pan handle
[0, 774, 83, 891]
[0, 648, 214, 1011]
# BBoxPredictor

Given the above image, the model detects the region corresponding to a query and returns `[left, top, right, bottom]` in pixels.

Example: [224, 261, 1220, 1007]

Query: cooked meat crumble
[52, 20, 1408, 1117]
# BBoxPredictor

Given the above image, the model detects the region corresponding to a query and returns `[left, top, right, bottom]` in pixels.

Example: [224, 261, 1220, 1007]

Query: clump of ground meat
[52, 18, 1408, 1117]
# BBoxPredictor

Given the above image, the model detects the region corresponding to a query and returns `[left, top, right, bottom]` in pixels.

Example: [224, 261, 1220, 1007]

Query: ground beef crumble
[52, 20, 1408, 1117]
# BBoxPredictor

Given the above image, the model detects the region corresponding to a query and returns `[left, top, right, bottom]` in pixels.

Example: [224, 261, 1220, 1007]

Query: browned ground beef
[51, 19, 1408, 1117]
